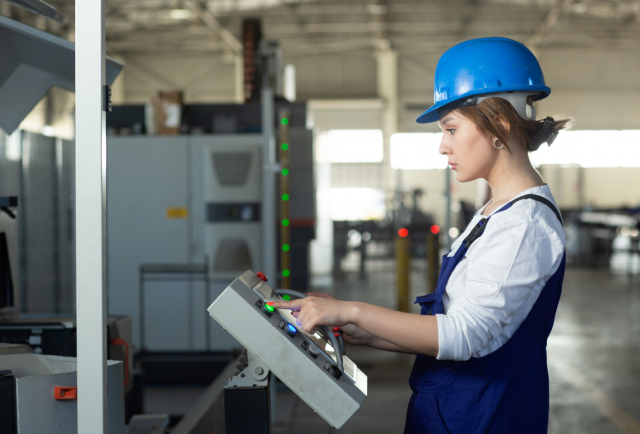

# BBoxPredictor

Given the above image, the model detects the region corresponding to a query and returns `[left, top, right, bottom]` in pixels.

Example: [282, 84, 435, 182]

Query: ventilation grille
[214, 239, 253, 272]
[211, 152, 252, 186]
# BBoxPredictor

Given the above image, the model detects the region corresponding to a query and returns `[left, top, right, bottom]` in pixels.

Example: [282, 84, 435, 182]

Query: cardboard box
[156, 91, 183, 135]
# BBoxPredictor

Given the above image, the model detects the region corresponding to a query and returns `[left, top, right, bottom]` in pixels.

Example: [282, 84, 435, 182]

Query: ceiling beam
[527, 0, 574, 49]
[184, 0, 243, 53]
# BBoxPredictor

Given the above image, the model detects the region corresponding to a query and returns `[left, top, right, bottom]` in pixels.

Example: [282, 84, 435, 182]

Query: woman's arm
[267, 297, 439, 357]
[303, 293, 416, 354]
[339, 324, 416, 354]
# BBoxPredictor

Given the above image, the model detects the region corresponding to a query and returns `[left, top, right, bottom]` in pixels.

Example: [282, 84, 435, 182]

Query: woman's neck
[483, 149, 544, 215]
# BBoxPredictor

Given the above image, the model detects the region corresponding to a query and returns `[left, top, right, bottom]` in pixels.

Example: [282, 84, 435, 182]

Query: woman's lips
[449, 163, 457, 170]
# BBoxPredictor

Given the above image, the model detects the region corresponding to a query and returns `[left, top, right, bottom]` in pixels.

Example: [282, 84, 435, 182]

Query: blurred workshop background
[1, 0, 640, 433]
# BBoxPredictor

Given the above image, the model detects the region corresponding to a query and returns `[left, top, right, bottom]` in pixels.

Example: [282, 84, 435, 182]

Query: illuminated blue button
[286, 323, 298, 337]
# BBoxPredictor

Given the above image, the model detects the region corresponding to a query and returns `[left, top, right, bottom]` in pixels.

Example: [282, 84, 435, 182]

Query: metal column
[278, 108, 291, 289]
[76, 0, 108, 431]
[261, 89, 277, 283]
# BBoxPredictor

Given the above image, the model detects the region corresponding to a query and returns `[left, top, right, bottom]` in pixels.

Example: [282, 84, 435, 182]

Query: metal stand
[138, 261, 209, 351]
[224, 351, 271, 434]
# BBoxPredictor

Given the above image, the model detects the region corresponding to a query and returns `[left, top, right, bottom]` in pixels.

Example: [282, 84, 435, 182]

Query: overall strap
[462, 194, 562, 253]
[416, 194, 563, 313]
[509, 194, 563, 225]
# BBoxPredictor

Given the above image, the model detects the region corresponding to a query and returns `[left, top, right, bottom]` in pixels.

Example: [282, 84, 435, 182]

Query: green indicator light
[282, 194, 289, 201]
[282, 244, 290, 252]
[282, 219, 290, 226]
[282, 269, 291, 277]
[281, 143, 289, 150]
[282, 168, 289, 176]
[283, 295, 291, 301]
[281, 118, 289, 125]
[265, 303, 274, 312]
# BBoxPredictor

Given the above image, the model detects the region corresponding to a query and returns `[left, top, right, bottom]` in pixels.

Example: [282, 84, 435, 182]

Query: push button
[285, 323, 298, 337]
[256, 300, 274, 317]
[256, 271, 268, 282]
[307, 343, 320, 359]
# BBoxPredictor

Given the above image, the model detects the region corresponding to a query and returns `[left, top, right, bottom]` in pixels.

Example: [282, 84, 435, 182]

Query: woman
[269, 37, 570, 433]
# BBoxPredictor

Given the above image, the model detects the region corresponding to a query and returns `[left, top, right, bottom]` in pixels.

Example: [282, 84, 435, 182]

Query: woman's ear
[494, 115, 511, 135]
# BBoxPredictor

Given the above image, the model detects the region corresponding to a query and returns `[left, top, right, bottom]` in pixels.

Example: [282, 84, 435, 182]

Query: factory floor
[149, 268, 640, 433]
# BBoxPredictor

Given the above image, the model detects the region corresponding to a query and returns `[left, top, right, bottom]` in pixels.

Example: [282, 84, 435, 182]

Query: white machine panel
[208, 271, 367, 429]
[201, 139, 263, 281]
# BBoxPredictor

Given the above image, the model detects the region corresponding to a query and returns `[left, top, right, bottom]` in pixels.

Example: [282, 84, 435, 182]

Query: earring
[493, 138, 504, 150]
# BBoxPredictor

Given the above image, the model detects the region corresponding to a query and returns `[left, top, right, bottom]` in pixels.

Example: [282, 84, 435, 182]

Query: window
[328, 188, 385, 221]
[391, 130, 640, 169]
[390, 133, 447, 170]
[531, 130, 640, 168]
[327, 130, 383, 163]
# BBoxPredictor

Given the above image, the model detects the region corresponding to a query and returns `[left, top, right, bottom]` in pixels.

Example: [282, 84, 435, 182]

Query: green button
[282, 244, 290, 252]
[281, 118, 289, 125]
[281, 143, 289, 150]
[282, 269, 290, 277]
[265, 303, 274, 312]
[282, 194, 289, 201]
[283, 295, 291, 301]
[282, 168, 289, 176]
[282, 219, 290, 226]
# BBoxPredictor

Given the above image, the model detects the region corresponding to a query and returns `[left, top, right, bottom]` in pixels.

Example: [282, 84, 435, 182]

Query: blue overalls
[405, 195, 565, 434]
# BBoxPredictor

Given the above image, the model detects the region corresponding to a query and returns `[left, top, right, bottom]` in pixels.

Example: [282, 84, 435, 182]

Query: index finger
[266, 299, 305, 310]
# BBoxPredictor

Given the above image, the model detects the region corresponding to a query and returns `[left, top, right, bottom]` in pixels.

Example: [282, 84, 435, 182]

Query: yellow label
[166, 207, 188, 219]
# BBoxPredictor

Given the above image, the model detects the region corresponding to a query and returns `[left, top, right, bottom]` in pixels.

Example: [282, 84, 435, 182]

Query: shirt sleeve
[435, 216, 564, 361]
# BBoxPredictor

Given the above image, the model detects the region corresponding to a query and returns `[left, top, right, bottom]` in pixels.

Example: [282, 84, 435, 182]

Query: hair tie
[533, 116, 557, 147]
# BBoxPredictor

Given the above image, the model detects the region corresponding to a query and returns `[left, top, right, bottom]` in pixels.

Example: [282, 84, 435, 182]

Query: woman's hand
[267, 297, 354, 335]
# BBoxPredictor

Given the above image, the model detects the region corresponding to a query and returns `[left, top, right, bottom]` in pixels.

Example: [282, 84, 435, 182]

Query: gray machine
[0, 344, 125, 434]
[208, 270, 368, 429]
[108, 134, 264, 352]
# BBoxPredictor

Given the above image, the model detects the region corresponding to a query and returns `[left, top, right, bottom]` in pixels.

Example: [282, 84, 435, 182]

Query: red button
[257, 271, 268, 282]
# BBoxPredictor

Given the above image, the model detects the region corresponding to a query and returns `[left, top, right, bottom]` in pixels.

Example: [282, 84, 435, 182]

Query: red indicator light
[398, 228, 409, 238]
[431, 225, 440, 234]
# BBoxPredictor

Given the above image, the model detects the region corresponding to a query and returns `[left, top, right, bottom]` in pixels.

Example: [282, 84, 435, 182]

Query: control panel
[207, 270, 367, 429]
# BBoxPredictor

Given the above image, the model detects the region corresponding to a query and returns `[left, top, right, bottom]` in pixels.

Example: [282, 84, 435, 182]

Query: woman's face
[438, 109, 497, 183]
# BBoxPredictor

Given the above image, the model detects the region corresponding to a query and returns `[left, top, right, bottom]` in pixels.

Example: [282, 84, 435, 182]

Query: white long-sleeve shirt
[436, 185, 566, 361]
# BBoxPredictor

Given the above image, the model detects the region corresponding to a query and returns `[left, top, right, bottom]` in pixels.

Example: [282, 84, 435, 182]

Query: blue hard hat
[416, 37, 551, 124]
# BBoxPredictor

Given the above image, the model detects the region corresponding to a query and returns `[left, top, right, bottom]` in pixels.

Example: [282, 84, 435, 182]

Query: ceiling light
[170, 8, 192, 20]
[41, 125, 54, 137]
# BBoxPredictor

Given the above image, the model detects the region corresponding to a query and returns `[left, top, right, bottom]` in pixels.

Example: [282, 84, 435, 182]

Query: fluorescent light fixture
[531, 130, 640, 168]
[169, 8, 192, 19]
[327, 130, 383, 163]
[391, 133, 447, 170]
[41, 125, 54, 137]
[329, 188, 385, 221]
[5, 131, 21, 161]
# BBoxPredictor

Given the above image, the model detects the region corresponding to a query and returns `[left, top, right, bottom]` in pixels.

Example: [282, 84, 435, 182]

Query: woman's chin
[454, 171, 476, 184]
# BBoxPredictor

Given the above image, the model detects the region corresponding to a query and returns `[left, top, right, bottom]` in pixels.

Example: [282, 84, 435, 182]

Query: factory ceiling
[4, 0, 640, 55]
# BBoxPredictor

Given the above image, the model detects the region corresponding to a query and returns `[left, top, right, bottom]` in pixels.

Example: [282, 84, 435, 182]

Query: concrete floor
[149, 268, 640, 433]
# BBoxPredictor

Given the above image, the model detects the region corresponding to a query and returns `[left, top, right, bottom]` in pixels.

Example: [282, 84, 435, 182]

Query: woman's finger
[305, 292, 337, 300]
[267, 299, 304, 310]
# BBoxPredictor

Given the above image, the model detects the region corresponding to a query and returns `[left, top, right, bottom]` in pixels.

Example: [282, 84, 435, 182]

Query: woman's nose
[438, 138, 449, 155]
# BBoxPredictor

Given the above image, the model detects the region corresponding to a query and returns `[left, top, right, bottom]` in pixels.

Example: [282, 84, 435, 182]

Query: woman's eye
[447, 129, 455, 135]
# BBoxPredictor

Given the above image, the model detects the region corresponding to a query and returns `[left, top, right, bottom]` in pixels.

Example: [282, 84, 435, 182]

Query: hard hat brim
[416, 85, 551, 124]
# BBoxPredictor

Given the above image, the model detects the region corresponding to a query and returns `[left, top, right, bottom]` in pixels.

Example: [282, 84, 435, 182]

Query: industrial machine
[208, 270, 368, 431]
[106, 111, 314, 361]
[0, 343, 125, 434]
